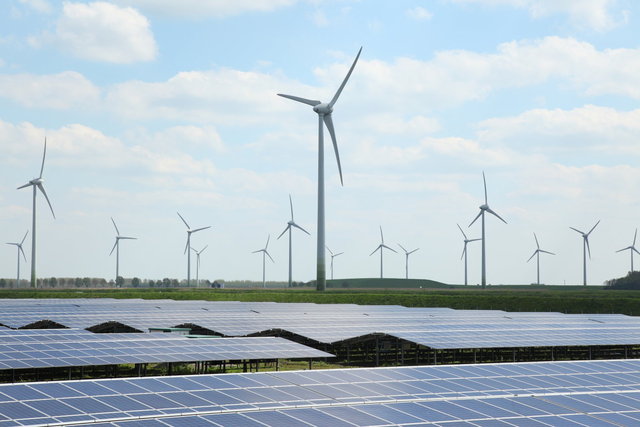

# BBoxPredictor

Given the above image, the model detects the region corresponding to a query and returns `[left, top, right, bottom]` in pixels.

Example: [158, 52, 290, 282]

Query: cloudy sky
[1, 0, 639, 286]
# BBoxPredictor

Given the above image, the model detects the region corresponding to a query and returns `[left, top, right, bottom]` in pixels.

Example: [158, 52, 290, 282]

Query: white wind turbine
[527, 233, 555, 285]
[570, 220, 600, 286]
[326, 246, 344, 281]
[6, 231, 28, 288]
[17, 138, 55, 288]
[191, 245, 208, 287]
[469, 172, 507, 288]
[398, 244, 419, 280]
[616, 228, 639, 273]
[177, 212, 211, 287]
[278, 47, 362, 291]
[109, 218, 137, 284]
[253, 235, 274, 288]
[457, 224, 481, 286]
[277, 195, 310, 288]
[370, 226, 397, 279]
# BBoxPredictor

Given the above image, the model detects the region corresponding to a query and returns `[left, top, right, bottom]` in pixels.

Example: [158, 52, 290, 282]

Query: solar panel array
[0, 329, 332, 370]
[1, 359, 640, 426]
[1, 298, 640, 350]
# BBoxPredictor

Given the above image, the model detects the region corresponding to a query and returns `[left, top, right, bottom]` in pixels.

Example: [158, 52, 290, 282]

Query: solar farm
[2, 298, 640, 425]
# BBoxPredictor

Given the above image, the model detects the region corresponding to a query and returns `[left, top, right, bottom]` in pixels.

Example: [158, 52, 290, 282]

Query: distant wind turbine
[527, 233, 555, 285]
[191, 245, 208, 287]
[253, 235, 274, 288]
[17, 138, 55, 288]
[570, 220, 600, 286]
[326, 246, 344, 280]
[177, 212, 211, 287]
[277, 195, 310, 288]
[278, 46, 362, 291]
[370, 226, 397, 279]
[469, 172, 507, 288]
[398, 244, 419, 280]
[616, 228, 639, 273]
[6, 231, 28, 288]
[109, 218, 137, 284]
[457, 224, 481, 286]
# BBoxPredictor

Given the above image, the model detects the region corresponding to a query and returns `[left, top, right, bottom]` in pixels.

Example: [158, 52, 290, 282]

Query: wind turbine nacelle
[313, 103, 332, 115]
[480, 204, 489, 210]
[30, 178, 43, 185]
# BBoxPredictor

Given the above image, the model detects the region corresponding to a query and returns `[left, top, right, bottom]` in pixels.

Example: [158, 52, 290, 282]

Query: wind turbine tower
[191, 245, 208, 287]
[369, 226, 397, 279]
[469, 172, 507, 288]
[326, 246, 344, 280]
[6, 231, 28, 288]
[17, 138, 55, 288]
[277, 195, 310, 288]
[457, 224, 481, 286]
[177, 212, 211, 287]
[109, 218, 137, 284]
[278, 47, 362, 291]
[398, 244, 419, 280]
[253, 235, 274, 288]
[527, 233, 555, 285]
[570, 220, 600, 286]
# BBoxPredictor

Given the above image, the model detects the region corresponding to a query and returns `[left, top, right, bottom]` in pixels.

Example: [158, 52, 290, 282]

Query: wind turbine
[17, 138, 55, 288]
[6, 231, 28, 288]
[278, 47, 362, 291]
[616, 228, 639, 273]
[469, 172, 507, 288]
[398, 244, 419, 280]
[527, 233, 555, 285]
[191, 245, 208, 287]
[109, 218, 137, 284]
[326, 246, 344, 280]
[177, 212, 211, 287]
[457, 224, 481, 286]
[570, 220, 600, 286]
[369, 226, 397, 279]
[253, 235, 274, 288]
[277, 195, 310, 288]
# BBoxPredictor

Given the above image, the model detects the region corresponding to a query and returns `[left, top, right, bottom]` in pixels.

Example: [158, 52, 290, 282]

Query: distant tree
[115, 276, 125, 287]
[0, 279, 6, 288]
[132, 277, 141, 287]
[82, 277, 91, 288]
[108, 280, 115, 287]
[49, 277, 57, 288]
[171, 279, 179, 287]
[74, 277, 82, 287]
[605, 271, 640, 290]
[162, 278, 171, 288]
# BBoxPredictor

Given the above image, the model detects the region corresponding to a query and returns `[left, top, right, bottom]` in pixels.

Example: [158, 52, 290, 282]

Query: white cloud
[115, 0, 297, 19]
[0, 71, 100, 109]
[31, 1, 157, 63]
[19, 0, 53, 14]
[406, 6, 433, 21]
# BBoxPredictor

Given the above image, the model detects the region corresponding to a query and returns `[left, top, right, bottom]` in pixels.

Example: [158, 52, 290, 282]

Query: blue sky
[1, 0, 640, 286]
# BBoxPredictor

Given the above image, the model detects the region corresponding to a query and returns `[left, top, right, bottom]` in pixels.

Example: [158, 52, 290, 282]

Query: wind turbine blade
[323, 113, 343, 186]
[469, 238, 482, 242]
[588, 220, 600, 236]
[540, 250, 555, 255]
[37, 183, 55, 219]
[335, 252, 344, 257]
[277, 93, 321, 106]
[191, 226, 211, 233]
[289, 194, 294, 221]
[379, 226, 384, 244]
[398, 244, 407, 253]
[326, 246, 333, 255]
[177, 212, 190, 228]
[277, 225, 290, 240]
[382, 244, 397, 253]
[570, 227, 584, 235]
[586, 237, 592, 259]
[39, 137, 47, 179]
[109, 240, 117, 256]
[17, 182, 32, 190]
[485, 207, 507, 224]
[184, 239, 190, 255]
[408, 248, 419, 255]
[633, 247, 640, 256]
[461, 245, 466, 260]
[469, 210, 482, 227]
[120, 236, 137, 240]
[616, 247, 628, 253]
[266, 251, 275, 263]
[252, 249, 262, 254]
[328, 46, 362, 108]
[534, 233, 539, 249]
[370, 245, 381, 256]
[111, 217, 120, 236]
[292, 222, 310, 235]
[201, 245, 208, 254]
[191, 247, 198, 253]
[20, 231, 28, 245]
[634, 229, 638, 246]
[527, 251, 536, 262]
[265, 234, 270, 249]
[457, 223, 468, 240]
[19, 246, 27, 262]
[482, 171, 488, 205]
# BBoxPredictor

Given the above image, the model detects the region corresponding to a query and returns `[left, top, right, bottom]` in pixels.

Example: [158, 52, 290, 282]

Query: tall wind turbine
[326, 246, 344, 280]
[278, 47, 362, 291]
[109, 218, 137, 284]
[17, 138, 55, 288]
[6, 231, 28, 288]
[570, 220, 600, 286]
[191, 245, 208, 287]
[469, 172, 507, 288]
[398, 244, 419, 280]
[458, 224, 481, 286]
[527, 233, 555, 285]
[277, 195, 310, 288]
[369, 226, 397, 279]
[616, 228, 640, 273]
[177, 212, 211, 287]
[253, 235, 274, 288]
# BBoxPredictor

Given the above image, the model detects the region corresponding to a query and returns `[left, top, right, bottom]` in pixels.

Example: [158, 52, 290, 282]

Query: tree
[74, 277, 82, 287]
[605, 271, 640, 290]
[49, 277, 57, 288]
[132, 277, 141, 287]
[116, 276, 125, 287]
